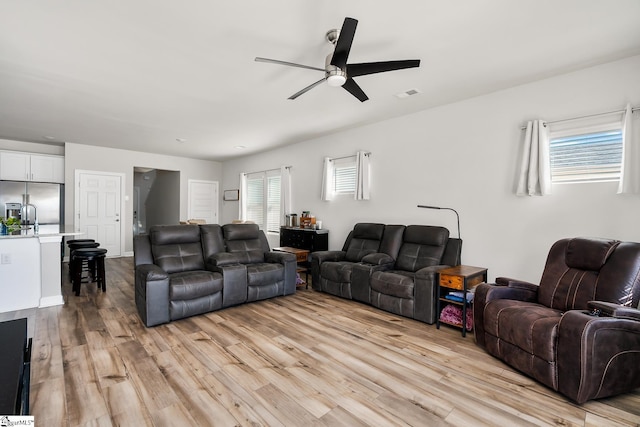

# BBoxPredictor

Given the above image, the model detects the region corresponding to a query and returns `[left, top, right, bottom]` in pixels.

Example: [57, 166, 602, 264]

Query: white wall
[221, 55, 640, 283]
[65, 143, 222, 254]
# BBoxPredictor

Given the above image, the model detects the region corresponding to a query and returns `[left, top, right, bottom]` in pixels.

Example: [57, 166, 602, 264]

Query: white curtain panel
[320, 157, 334, 201]
[516, 120, 551, 196]
[280, 166, 292, 223]
[617, 103, 640, 194]
[239, 172, 247, 220]
[355, 151, 370, 200]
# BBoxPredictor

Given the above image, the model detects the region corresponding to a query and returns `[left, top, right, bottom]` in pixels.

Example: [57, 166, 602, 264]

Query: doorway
[133, 167, 180, 235]
[75, 170, 124, 257]
[188, 179, 219, 224]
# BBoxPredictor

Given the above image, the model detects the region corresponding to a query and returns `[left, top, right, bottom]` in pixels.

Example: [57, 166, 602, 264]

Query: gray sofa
[311, 223, 461, 324]
[134, 223, 296, 327]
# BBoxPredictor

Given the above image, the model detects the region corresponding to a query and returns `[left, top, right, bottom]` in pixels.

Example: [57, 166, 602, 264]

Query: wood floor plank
[103, 380, 154, 427]
[12, 257, 640, 426]
[62, 344, 110, 426]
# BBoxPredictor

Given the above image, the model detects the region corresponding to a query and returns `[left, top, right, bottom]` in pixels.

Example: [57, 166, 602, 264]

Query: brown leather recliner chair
[474, 237, 640, 404]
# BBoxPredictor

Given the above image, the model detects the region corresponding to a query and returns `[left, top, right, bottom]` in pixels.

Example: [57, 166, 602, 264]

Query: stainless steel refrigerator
[0, 180, 64, 225]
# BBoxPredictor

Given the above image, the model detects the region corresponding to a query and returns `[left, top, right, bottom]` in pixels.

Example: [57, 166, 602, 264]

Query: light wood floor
[3, 257, 640, 426]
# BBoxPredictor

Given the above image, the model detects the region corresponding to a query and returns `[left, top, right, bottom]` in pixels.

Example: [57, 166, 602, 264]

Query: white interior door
[188, 180, 218, 224]
[76, 171, 123, 256]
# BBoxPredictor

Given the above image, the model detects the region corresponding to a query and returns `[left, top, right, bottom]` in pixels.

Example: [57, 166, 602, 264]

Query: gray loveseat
[311, 223, 461, 324]
[134, 223, 296, 327]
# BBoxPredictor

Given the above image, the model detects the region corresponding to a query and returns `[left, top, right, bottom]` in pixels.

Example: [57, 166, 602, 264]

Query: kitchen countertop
[0, 224, 81, 239]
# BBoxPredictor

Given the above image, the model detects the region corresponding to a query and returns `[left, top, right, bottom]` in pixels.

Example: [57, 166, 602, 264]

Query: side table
[436, 265, 488, 337]
[273, 246, 310, 288]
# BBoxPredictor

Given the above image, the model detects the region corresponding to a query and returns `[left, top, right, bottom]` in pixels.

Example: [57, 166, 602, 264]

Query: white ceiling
[1, 1, 639, 161]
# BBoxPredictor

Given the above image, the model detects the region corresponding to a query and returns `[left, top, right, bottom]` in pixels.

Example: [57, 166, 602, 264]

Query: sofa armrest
[265, 251, 296, 264]
[311, 250, 346, 263]
[207, 252, 245, 267]
[361, 253, 395, 267]
[265, 251, 297, 295]
[208, 263, 248, 307]
[412, 265, 449, 324]
[310, 251, 346, 290]
[557, 309, 640, 403]
[587, 301, 640, 320]
[135, 264, 170, 327]
[496, 276, 538, 291]
[137, 263, 169, 281]
[473, 281, 539, 347]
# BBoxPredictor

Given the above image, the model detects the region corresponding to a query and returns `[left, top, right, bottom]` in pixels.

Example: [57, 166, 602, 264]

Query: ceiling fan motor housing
[325, 53, 346, 86]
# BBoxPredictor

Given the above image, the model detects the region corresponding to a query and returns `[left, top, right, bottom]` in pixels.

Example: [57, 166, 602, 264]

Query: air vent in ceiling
[395, 88, 421, 99]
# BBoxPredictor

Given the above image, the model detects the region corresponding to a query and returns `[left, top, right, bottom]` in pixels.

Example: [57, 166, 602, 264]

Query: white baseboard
[40, 295, 64, 308]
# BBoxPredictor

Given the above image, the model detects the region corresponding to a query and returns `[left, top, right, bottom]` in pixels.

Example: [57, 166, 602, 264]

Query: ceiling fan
[255, 17, 420, 102]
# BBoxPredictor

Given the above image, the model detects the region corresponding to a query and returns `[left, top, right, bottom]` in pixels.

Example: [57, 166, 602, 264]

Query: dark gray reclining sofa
[134, 223, 296, 327]
[311, 223, 461, 324]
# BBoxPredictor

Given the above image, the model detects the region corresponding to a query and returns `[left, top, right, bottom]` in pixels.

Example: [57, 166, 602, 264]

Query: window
[244, 170, 281, 233]
[332, 157, 356, 194]
[549, 129, 622, 183]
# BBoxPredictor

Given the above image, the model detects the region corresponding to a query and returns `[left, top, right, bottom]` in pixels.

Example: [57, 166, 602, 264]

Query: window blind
[245, 174, 264, 226]
[266, 174, 281, 233]
[333, 159, 356, 194]
[550, 130, 622, 183]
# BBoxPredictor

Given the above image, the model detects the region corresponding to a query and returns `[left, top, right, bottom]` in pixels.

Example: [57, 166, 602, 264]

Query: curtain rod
[243, 166, 291, 176]
[520, 105, 638, 130]
[329, 152, 371, 162]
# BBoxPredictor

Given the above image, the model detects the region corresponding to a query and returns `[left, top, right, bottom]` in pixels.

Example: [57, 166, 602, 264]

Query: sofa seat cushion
[169, 270, 223, 301]
[484, 299, 562, 362]
[370, 270, 416, 299]
[247, 263, 284, 287]
[321, 261, 356, 283]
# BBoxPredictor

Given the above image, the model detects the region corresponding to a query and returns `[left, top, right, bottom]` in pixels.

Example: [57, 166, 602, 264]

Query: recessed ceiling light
[235, 145, 246, 150]
[395, 88, 421, 99]
[176, 138, 187, 143]
[43, 136, 56, 140]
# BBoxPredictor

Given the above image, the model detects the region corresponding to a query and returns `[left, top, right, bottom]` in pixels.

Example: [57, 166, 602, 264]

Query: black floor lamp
[417, 205, 461, 239]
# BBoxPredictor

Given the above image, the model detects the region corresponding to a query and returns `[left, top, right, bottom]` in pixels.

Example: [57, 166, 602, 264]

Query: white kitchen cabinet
[0, 151, 64, 183]
[30, 154, 64, 183]
[0, 151, 30, 181]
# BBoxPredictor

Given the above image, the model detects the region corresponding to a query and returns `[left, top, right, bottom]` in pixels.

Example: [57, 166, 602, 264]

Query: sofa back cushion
[343, 223, 385, 262]
[200, 224, 226, 258]
[149, 224, 205, 274]
[537, 237, 640, 311]
[395, 225, 449, 272]
[379, 225, 405, 259]
[222, 223, 269, 263]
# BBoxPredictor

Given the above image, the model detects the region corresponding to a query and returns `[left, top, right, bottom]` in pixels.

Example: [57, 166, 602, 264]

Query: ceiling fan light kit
[255, 17, 420, 102]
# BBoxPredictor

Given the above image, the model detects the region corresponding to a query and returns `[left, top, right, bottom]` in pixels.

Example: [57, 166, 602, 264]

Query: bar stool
[68, 241, 100, 278]
[71, 248, 107, 296]
[66, 239, 95, 245]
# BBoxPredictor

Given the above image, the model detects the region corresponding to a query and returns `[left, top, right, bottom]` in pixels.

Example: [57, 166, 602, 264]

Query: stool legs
[72, 256, 83, 296]
[71, 252, 107, 296]
[96, 257, 106, 292]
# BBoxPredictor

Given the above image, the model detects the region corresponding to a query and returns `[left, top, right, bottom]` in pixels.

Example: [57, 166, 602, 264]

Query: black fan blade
[255, 57, 325, 72]
[288, 77, 326, 100]
[342, 78, 368, 102]
[347, 60, 420, 77]
[330, 17, 358, 69]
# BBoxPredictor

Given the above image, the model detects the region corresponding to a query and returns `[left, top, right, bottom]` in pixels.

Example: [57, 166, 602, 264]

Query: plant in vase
[0, 217, 21, 234]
